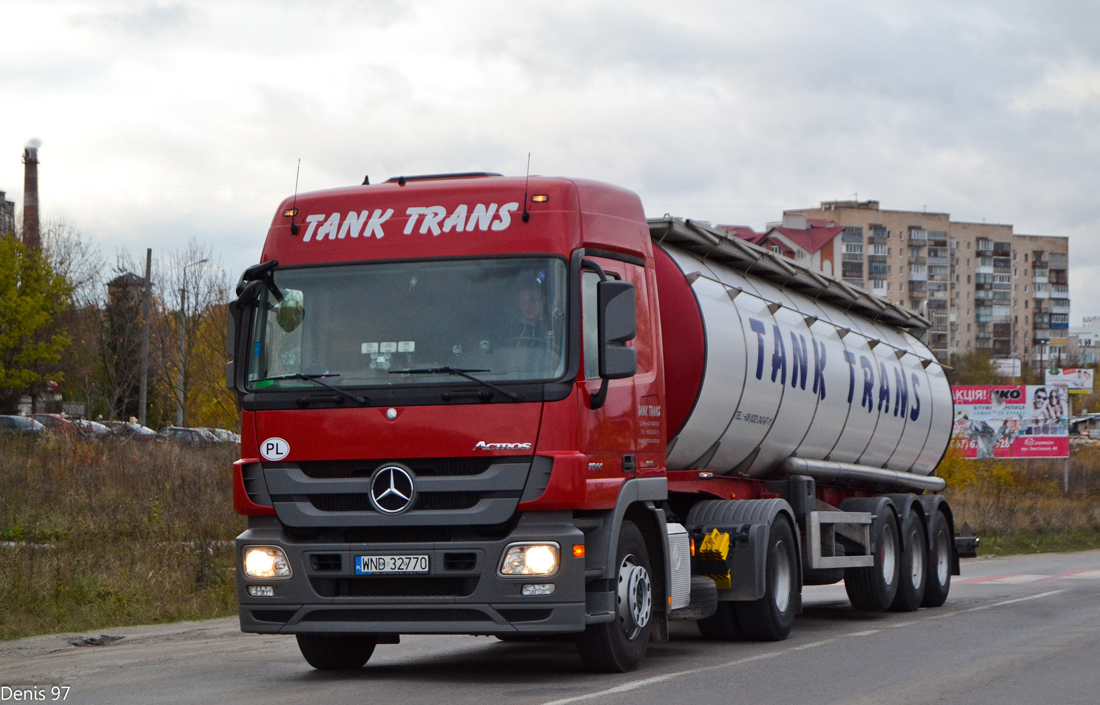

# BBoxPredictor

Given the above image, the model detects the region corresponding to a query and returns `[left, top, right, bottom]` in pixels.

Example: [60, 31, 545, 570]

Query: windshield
[247, 257, 568, 390]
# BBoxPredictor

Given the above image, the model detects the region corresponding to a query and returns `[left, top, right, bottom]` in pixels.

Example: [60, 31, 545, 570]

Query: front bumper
[237, 513, 587, 635]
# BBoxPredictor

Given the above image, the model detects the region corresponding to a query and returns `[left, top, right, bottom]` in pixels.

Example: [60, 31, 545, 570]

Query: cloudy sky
[2, 0, 1098, 320]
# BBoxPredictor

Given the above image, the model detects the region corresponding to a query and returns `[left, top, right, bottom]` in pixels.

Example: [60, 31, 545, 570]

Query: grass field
[2, 437, 1099, 640]
[938, 443, 1100, 556]
[0, 438, 243, 641]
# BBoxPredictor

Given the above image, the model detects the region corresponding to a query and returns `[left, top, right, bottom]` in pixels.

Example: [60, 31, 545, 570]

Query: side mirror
[597, 280, 637, 379]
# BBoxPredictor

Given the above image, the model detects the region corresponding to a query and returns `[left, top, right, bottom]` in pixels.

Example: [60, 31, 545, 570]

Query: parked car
[71, 419, 111, 439]
[32, 413, 78, 436]
[0, 415, 47, 437]
[102, 420, 158, 441]
[197, 427, 241, 445]
[158, 426, 219, 446]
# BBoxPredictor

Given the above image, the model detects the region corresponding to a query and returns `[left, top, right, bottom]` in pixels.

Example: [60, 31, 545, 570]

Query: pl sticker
[260, 437, 290, 461]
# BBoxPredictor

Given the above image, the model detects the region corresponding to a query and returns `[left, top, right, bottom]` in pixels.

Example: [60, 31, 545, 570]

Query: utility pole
[177, 285, 186, 427]
[138, 248, 151, 426]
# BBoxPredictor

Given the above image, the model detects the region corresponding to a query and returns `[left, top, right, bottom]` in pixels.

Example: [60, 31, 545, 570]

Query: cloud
[0, 0, 1099, 323]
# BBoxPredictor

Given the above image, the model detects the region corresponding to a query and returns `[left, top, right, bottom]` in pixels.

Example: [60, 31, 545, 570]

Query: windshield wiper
[254, 373, 368, 405]
[388, 366, 520, 401]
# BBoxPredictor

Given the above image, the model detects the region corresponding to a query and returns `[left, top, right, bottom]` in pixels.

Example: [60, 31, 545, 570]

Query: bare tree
[40, 218, 106, 310]
[150, 240, 233, 428]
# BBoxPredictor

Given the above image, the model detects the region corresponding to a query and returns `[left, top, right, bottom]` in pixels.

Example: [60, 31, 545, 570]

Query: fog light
[248, 585, 275, 597]
[243, 546, 292, 579]
[499, 543, 560, 576]
[522, 583, 555, 596]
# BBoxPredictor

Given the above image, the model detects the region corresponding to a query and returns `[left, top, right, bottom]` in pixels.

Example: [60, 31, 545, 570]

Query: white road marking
[962, 589, 1066, 613]
[544, 588, 1069, 705]
[540, 639, 836, 705]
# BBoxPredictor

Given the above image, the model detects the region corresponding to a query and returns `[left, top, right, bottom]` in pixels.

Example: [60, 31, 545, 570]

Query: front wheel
[576, 521, 653, 673]
[296, 634, 376, 670]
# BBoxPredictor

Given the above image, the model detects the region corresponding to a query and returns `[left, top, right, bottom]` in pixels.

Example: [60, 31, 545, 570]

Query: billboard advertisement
[1044, 368, 1094, 393]
[952, 385, 1069, 459]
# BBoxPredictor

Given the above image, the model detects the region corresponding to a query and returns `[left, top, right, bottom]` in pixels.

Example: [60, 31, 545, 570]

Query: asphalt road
[3, 550, 1099, 705]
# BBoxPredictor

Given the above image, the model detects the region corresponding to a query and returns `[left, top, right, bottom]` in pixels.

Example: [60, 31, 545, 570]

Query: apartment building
[0, 190, 13, 235]
[723, 200, 1070, 364]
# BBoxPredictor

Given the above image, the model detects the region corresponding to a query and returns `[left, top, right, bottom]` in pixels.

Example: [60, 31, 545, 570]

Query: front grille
[297, 457, 496, 479]
[267, 457, 531, 528]
[309, 494, 373, 512]
[417, 492, 481, 510]
[307, 492, 484, 512]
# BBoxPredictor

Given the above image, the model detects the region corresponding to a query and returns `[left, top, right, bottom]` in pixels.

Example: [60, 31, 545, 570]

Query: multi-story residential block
[1067, 318, 1100, 366]
[722, 200, 1070, 364]
[0, 190, 14, 236]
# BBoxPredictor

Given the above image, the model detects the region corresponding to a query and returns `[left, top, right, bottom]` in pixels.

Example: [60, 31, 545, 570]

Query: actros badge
[260, 437, 290, 461]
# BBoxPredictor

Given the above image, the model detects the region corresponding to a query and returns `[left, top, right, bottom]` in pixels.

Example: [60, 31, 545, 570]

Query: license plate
[355, 554, 430, 575]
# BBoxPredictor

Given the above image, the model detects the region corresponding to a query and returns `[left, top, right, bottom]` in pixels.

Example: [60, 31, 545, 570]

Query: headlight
[499, 543, 560, 577]
[243, 546, 292, 579]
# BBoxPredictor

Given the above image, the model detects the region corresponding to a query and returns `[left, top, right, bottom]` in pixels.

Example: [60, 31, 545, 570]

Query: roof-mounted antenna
[522, 153, 531, 223]
[290, 159, 301, 235]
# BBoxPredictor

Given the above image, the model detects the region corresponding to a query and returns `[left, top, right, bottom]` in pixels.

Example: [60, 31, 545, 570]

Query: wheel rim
[881, 524, 898, 585]
[617, 554, 651, 640]
[909, 529, 925, 589]
[773, 540, 792, 613]
[935, 529, 950, 584]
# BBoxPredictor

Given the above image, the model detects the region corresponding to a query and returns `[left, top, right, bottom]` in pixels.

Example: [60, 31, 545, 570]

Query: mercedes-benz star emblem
[369, 465, 416, 514]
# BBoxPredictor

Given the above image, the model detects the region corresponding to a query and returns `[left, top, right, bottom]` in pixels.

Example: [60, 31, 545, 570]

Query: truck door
[581, 258, 637, 481]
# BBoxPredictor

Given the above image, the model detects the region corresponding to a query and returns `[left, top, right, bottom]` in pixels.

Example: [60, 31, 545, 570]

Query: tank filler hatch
[647, 217, 930, 332]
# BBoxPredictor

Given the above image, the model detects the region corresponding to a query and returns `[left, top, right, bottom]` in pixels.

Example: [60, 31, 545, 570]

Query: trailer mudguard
[685, 498, 801, 603]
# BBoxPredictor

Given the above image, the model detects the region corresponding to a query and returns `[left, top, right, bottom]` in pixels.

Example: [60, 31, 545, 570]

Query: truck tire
[734, 517, 798, 641]
[844, 508, 900, 611]
[296, 634, 376, 670]
[922, 509, 952, 607]
[696, 603, 742, 641]
[889, 509, 927, 612]
[576, 521, 653, 672]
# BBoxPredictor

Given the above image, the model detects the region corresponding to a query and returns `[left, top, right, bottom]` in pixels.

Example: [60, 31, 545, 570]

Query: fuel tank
[650, 218, 952, 478]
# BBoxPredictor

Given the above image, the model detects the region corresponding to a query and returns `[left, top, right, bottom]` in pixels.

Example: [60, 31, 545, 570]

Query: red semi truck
[227, 172, 958, 672]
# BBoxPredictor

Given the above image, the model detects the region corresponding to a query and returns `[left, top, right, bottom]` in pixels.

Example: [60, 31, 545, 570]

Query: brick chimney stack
[22, 139, 40, 249]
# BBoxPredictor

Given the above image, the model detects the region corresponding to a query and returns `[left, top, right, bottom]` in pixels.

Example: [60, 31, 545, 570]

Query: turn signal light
[573, 545, 585, 558]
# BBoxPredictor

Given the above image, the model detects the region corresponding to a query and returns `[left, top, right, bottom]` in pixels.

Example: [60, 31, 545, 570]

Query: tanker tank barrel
[651, 217, 954, 481]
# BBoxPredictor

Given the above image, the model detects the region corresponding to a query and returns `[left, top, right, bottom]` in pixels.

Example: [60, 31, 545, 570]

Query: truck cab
[228, 174, 669, 671]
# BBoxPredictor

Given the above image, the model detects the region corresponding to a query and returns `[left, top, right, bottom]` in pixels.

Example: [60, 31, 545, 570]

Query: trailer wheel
[576, 521, 652, 673]
[734, 517, 798, 641]
[922, 509, 952, 607]
[696, 603, 742, 641]
[889, 510, 927, 612]
[296, 634, 376, 670]
[845, 508, 900, 611]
